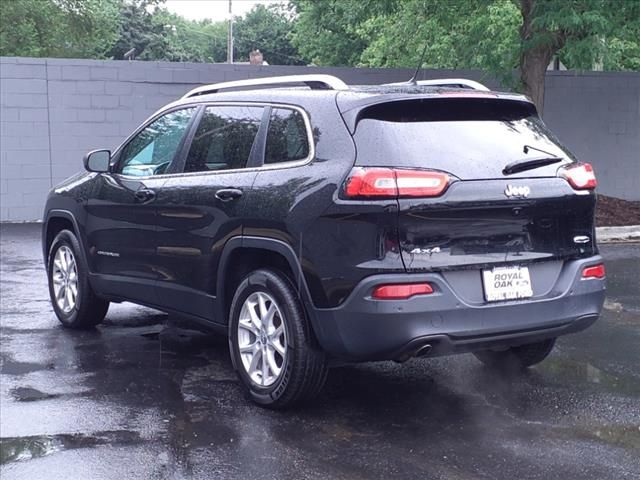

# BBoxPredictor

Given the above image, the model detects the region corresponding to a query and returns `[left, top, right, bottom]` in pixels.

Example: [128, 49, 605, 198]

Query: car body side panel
[82, 173, 167, 305]
[303, 198, 404, 307]
[243, 95, 369, 308]
[153, 170, 259, 320]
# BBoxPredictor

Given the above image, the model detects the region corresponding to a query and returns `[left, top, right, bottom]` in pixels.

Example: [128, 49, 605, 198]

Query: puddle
[0, 354, 55, 375]
[585, 424, 640, 449]
[556, 424, 640, 450]
[10, 386, 60, 402]
[539, 356, 640, 396]
[0, 430, 142, 464]
[1, 436, 65, 464]
[603, 299, 625, 312]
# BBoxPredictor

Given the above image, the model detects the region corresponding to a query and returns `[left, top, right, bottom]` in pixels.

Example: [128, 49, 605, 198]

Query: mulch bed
[596, 195, 640, 227]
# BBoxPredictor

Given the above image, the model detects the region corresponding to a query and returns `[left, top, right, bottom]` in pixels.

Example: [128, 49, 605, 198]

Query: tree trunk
[519, 0, 564, 116]
[520, 44, 553, 115]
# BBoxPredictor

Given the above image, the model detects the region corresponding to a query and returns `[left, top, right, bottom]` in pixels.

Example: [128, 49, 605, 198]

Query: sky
[164, 0, 283, 21]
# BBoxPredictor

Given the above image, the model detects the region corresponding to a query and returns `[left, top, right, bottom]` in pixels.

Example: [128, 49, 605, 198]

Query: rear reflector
[344, 168, 450, 198]
[561, 163, 597, 190]
[582, 263, 605, 279]
[372, 283, 434, 300]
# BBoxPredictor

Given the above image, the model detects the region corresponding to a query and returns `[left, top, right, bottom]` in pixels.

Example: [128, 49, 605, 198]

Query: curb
[596, 226, 640, 244]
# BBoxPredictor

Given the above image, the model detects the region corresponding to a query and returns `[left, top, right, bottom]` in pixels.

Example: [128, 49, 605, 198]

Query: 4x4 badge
[504, 184, 530, 198]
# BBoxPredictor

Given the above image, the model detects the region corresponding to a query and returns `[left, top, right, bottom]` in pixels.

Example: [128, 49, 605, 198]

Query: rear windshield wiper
[503, 155, 562, 175]
[503, 145, 563, 175]
[523, 144, 555, 156]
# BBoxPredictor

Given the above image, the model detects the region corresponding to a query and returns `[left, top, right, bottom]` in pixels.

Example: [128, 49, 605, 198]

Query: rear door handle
[134, 188, 156, 203]
[215, 188, 243, 202]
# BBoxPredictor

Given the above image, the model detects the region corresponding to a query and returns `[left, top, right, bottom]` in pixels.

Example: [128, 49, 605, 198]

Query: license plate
[482, 266, 533, 302]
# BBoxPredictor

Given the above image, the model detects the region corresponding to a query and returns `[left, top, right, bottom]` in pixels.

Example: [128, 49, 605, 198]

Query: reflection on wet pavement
[1, 431, 142, 464]
[1, 224, 639, 480]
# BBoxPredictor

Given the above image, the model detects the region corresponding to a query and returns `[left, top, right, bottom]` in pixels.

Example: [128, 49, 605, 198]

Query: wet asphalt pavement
[0, 224, 638, 480]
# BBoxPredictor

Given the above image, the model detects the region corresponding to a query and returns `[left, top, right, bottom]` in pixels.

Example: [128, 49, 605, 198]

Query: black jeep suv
[43, 74, 606, 408]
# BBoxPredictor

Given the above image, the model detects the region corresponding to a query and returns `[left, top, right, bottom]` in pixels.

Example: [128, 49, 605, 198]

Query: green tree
[107, 0, 164, 60]
[290, 0, 395, 66]
[234, 4, 306, 65]
[0, 0, 120, 58]
[517, 0, 640, 111]
[140, 9, 227, 62]
[356, 0, 520, 83]
[291, 0, 640, 112]
[108, 1, 228, 63]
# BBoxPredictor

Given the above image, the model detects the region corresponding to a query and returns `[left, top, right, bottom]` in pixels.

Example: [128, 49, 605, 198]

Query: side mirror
[83, 149, 111, 173]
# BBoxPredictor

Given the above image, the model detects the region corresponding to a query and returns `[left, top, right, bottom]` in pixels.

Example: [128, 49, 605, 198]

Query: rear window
[185, 105, 263, 173]
[353, 98, 573, 179]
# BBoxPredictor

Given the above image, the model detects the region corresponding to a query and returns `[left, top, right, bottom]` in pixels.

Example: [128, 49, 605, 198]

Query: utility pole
[226, 0, 233, 64]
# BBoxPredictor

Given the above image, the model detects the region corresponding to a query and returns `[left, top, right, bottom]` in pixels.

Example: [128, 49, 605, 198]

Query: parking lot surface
[1, 224, 638, 479]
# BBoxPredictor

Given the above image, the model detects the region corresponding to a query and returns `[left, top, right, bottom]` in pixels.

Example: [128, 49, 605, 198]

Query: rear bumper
[310, 256, 605, 361]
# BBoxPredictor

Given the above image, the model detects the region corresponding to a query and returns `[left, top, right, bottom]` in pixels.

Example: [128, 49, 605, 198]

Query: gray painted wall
[1, 56, 638, 221]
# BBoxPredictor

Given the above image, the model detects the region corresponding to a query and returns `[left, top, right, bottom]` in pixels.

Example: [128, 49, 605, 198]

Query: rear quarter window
[264, 108, 310, 164]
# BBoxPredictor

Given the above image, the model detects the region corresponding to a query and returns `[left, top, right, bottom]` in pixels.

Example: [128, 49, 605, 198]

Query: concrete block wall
[1, 56, 639, 221]
[0, 59, 50, 221]
[543, 71, 640, 200]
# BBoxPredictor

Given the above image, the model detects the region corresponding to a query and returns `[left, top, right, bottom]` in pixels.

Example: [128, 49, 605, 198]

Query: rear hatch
[344, 94, 597, 299]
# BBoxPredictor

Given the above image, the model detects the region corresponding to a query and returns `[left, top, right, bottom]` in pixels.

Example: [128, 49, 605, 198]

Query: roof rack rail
[183, 74, 349, 98]
[384, 78, 490, 91]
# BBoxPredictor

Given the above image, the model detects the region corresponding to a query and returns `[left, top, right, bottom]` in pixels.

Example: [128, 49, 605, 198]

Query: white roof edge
[182, 74, 349, 98]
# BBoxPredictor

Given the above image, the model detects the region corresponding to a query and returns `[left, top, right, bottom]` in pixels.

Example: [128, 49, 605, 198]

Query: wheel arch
[43, 210, 86, 267]
[217, 236, 319, 330]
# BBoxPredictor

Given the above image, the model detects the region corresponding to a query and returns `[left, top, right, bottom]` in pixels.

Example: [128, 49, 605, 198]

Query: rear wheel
[47, 230, 109, 328]
[473, 338, 556, 369]
[228, 268, 328, 409]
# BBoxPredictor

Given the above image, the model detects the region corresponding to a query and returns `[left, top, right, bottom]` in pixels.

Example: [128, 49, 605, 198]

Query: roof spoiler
[339, 94, 535, 134]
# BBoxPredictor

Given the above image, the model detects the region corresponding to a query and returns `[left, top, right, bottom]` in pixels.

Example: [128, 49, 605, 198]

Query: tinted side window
[118, 108, 195, 176]
[184, 106, 263, 173]
[264, 108, 310, 164]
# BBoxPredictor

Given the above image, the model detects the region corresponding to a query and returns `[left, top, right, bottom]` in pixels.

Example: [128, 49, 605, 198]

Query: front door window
[117, 108, 196, 177]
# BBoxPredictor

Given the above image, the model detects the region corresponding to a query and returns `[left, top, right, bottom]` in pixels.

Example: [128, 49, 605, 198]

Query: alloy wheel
[237, 291, 288, 387]
[51, 246, 78, 313]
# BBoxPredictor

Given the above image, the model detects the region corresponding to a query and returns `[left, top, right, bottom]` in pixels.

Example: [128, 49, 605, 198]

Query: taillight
[344, 168, 397, 197]
[582, 263, 605, 279]
[372, 283, 434, 300]
[561, 163, 597, 190]
[344, 168, 451, 198]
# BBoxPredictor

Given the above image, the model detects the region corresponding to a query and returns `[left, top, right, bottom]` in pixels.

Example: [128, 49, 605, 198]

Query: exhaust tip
[414, 344, 432, 358]
[393, 342, 433, 363]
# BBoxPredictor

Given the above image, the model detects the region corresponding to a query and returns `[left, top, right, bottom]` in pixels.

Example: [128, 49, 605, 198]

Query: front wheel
[228, 268, 328, 409]
[473, 338, 556, 369]
[47, 230, 109, 328]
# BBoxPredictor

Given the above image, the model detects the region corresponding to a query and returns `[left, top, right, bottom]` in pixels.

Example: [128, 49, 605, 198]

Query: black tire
[228, 268, 328, 409]
[47, 229, 109, 329]
[473, 338, 556, 369]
